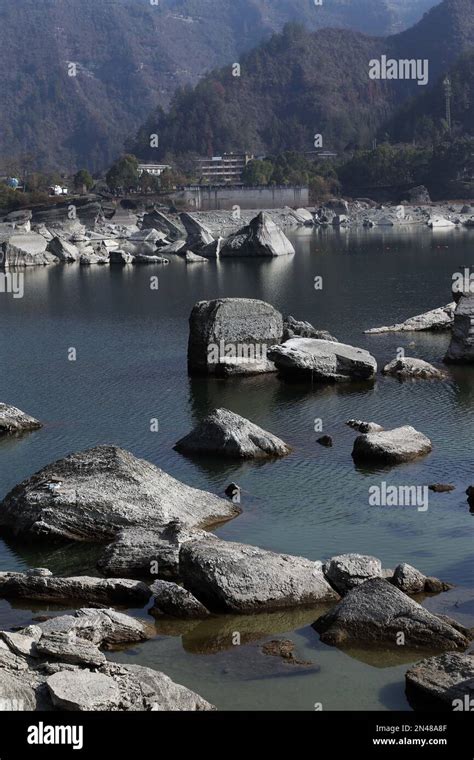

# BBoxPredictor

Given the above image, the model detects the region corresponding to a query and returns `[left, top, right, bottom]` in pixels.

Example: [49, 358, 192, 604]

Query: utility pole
[443, 75, 452, 132]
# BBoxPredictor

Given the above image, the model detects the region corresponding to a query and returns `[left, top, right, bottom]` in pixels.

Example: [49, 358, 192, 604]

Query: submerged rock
[179, 537, 338, 613]
[174, 408, 291, 459]
[365, 303, 456, 334]
[150, 580, 210, 619]
[346, 419, 384, 434]
[185, 250, 208, 264]
[383, 357, 446, 379]
[268, 338, 377, 383]
[352, 425, 432, 464]
[0, 570, 151, 606]
[313, 578, 471, 650]
[0, 445, 239, 543]
[444, 294, 474, 364]
[220, 212, 295, 258]
[187, 298, 283, 376]
[405, 653, 474, 710]
[0, 403, 42, 436]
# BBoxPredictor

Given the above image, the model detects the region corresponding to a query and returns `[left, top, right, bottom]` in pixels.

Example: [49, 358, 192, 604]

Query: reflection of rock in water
[163, 606, 333, 655]
[1, 535, 104, 577]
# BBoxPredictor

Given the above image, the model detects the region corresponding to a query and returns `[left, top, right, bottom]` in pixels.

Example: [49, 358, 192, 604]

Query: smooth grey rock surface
[174, 408, 291, 459]
[187, 298, 283, 376]
[46, 236, 79, 262]
[180, 537, 339, 613]
[0, 445, 239, 542]
[0, 233, 54, 268]
[220, 212, 295, 257]
[268, 338, 377, 382]
[352, 426, 432, 464]
[179, 213, 215, 251]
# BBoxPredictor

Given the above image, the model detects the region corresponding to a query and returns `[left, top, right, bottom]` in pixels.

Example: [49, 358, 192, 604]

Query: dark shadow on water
[0, 535, 104, 576]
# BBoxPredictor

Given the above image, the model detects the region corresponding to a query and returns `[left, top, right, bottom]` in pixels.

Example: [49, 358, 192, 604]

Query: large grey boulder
[0, 233, 56, 268]
[352, 425, 432, 464]
[313, 578, 471, 650]
[150, 580, 210, 619]
[187, 298, 283, 376]
[46, 236, 79, 262]
[174, 408, 291, 459]
[365, 303, 456, 334]
[268, 338, 377, 382]
[323, 554, 383, 595]
[220, 212, 295, 257]
[142, 210, 183, 241]
[97, 523, 209, 579]
[179, 537, 339, 613]
[383, 357, 446, 379]
[0, 570, 151, 606]
[0, 623, 214, 711]
[179, 213, 215, 251]
[282, 316, 337, 342]
[0, 403, 42, 435]
[0, 445, 239, 543]
[445, 295, 474, 364]
[405, 653, 474, 710]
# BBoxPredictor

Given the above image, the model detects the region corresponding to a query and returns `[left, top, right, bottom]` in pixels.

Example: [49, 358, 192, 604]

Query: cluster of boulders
[0, 423, 472, 709]
[0, 606, 214, 711]
[0, 550, 470, 711]
[0, 203, 298, 268]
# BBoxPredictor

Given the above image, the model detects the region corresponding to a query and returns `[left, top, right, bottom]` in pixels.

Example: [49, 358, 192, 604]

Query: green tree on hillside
[106, 155, 139, 193]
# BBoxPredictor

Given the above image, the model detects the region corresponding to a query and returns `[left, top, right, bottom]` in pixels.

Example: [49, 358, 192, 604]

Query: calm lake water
[0, 224, 473, 711]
